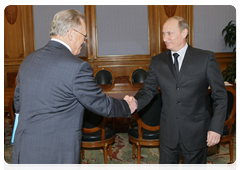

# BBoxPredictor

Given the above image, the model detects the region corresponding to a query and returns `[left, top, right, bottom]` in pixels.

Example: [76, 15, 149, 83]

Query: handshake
[124, 95, 137, 114]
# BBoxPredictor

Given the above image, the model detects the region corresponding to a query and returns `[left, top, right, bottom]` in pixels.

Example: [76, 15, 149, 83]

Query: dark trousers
[159, 133, 208, 164]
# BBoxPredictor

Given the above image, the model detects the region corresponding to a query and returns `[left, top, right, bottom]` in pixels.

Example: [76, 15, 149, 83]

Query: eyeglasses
[73, 29, 88, 41]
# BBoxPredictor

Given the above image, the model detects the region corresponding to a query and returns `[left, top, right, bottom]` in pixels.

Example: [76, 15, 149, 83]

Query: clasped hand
[124, 95, 137, 114]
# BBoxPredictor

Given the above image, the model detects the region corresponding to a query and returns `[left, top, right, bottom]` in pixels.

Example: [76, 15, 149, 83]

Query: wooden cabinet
[4, 5, 34, 111]
[4, 5, 34, 88]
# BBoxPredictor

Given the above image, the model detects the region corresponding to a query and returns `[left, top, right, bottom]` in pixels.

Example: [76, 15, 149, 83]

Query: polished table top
[98, 83, 143, 99]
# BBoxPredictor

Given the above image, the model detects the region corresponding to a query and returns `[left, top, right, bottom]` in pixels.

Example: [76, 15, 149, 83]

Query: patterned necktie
[173, 53, 180, 77]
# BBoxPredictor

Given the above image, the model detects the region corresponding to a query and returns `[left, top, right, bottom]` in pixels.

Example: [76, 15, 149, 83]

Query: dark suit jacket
[12, 41, 131, 164]
[134, 45, 227, 151]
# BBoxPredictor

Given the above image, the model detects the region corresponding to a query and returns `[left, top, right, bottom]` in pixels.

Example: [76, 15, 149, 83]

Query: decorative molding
[5, 53, 24, 59]
[5, 5, 18, 25]
[164, 5, 177, 17]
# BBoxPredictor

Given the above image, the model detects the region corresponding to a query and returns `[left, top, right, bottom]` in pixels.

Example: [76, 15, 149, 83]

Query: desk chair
[94, 68, 115, 85]
[8, 97, 15, 125]
[128, 93, 161, 164]
[81, 109, 116, 164]
[128, 66, 148, 128]
[8, 75, 17, 125]
[207, 86, 236, 163]
[129, 66, 148, 84]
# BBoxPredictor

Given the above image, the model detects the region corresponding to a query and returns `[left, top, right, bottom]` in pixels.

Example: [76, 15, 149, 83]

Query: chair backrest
[138, 93, 162, 127]
[206, 86, 236, 135]
[83, 109, 104, 129]
[8, 97, 16, 125]
[130, 67, 148, 84]
[225, 86, 236, 127]
[94, 68, 114, 85]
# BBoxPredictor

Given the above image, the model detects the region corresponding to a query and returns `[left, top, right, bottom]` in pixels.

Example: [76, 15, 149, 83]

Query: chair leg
[217, 143, 220, 154]
[112, 118, 116, 129]
[128, 118, 131, 129]
[132, 144, 136, 159]
[229, 140, 234, 164]
[136, 142, 141, 164]
[109, 144, 112, 161]
[82, 148, 85, 160]
[104, 143, 108, 164]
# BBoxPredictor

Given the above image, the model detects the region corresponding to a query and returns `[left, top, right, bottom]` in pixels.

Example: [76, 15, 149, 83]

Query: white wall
[33, 5, 86, 56]
[33, 5, 236, 55]
[193, 5, 236, 52]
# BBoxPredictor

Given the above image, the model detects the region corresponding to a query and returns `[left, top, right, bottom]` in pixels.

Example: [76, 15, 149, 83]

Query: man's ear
[67, 28, 74, 41]
[182, 28, 188, 39]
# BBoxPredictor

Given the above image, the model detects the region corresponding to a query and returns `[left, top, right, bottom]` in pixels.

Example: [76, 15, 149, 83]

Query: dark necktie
[173, 53, 180, 77]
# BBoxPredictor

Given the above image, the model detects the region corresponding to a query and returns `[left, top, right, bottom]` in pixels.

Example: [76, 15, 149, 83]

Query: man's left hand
[207, 131, 221, 147]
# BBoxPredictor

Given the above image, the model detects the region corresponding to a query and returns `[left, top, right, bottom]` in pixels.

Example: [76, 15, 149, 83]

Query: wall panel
[4, 5, 234, 112]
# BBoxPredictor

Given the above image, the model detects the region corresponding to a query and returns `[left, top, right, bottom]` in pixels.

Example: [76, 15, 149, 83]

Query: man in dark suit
[125, 16, 227, 164]
[12, 9, 136, 164]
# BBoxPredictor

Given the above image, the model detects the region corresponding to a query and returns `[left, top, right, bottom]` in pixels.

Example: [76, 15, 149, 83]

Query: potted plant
[222, 20, 236, 83]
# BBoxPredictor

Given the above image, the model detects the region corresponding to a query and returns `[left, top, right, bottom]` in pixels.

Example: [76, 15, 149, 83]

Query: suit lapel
[178, 45, 194, 80]
[165, 50, 178, 80]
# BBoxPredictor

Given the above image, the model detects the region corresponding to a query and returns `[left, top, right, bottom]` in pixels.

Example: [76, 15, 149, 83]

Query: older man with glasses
[12, 9, 137, 164]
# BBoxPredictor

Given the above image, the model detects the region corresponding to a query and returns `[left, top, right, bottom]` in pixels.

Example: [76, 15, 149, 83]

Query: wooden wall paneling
[186, 5, 194, 47]
[148, 5, 154, 57]
[94, 60, 151, 78]
[93, 5, 153, 61]
[4, 5, 35, 111]
[90, 5, 97, 61]
[150, 5, 160, 56]
[78, 5, 91, 62]
[85, 5, 92, 61]
[4, 5, 35, 84]
[21, 5, 35, 57]
[149, 5, 158, 57]
[91, 5, 155, 77]
[215, 53, 234, 72]
[4, 5, 25, 64]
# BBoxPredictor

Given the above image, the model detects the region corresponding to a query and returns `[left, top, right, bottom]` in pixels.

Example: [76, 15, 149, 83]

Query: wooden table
[99, 83, 143, 99]
[227, 162, 238, 170]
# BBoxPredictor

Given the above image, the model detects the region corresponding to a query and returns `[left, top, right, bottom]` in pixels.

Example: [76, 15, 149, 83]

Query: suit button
[177, 87, 180, 90]
[176, 117, 178, 119]
[177, 102, 181, 105]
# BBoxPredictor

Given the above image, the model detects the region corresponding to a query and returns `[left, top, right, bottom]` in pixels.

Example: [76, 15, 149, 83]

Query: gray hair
[167, 16, 189, 39]
[50, 9, 86, 37]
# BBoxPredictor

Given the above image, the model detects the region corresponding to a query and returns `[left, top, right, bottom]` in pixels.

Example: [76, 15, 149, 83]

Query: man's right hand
[124, 95, 137, 114]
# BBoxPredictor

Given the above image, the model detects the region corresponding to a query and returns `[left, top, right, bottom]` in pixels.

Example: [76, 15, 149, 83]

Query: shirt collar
[171, 43, 188, 62]
[51, 38, 72, 52]
[171, 43, 188, 58]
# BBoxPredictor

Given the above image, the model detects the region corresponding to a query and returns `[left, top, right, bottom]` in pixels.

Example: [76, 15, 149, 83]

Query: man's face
[162, 18, 187, 52]
[71, 19, 87, 55]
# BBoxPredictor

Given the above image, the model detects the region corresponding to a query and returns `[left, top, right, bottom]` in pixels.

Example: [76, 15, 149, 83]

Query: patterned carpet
[4, 115, 236, 164]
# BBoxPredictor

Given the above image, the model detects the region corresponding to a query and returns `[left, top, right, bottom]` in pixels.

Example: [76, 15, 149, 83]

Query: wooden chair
[128, 66, 149, 128]
[128, 93, 161, 164]
[129, 66, 148, 84]
[8, 75, 18, 125]
[8, 97, 15, 125]
[94, 68, 115, 85]
[206, 86, 236, 163]
[81, 109, 116, 164]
